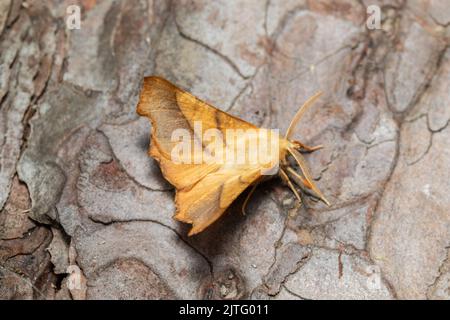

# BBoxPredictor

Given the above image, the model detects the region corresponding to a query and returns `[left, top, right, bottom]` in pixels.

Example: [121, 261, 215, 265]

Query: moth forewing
[170, 128, 195, 164]
[202, 128, 226, 165]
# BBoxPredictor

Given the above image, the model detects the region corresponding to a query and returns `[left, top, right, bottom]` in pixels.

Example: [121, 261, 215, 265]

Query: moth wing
[175, 85, 258, 134]
[137, 76, 256, 190]
[175, 166, 262, 236]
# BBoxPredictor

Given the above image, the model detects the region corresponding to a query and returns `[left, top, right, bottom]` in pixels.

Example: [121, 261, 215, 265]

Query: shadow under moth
[137, 76, 329, 236]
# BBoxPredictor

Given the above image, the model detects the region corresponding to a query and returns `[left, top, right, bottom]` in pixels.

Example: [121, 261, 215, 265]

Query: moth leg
[285, 166, 310, 192]
[287, 147, 330, 206]
[279, 168, 302, 205]
[297, 143, 323, 153]
[242, 182, 259, 216]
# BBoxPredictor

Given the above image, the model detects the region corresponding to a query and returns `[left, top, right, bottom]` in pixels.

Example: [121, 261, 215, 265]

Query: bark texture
[1, 0, 450, 300]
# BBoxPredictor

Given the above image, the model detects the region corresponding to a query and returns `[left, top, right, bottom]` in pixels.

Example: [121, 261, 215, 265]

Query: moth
[137, 76, 329, 236]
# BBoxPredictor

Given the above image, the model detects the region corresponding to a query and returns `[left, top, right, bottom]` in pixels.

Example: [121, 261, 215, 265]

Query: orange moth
[137, 76, 329, 236]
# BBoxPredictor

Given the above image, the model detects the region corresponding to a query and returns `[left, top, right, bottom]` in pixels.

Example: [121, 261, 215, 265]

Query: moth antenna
[285, 92, 323, 140]
[287, 147, 330, 206]
[241, 182, 259, 216]
[279, 168, 303, 204]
